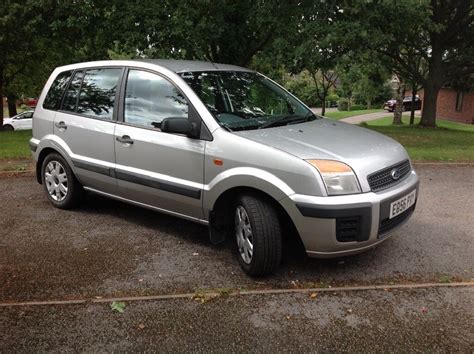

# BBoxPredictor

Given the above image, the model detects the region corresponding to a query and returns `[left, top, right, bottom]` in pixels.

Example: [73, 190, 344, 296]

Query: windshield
[179, 71, 317, 131]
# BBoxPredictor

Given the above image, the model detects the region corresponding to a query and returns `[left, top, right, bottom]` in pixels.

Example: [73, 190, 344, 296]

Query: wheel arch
[36, 147, 67, 184]
[209, 185, 301, 246]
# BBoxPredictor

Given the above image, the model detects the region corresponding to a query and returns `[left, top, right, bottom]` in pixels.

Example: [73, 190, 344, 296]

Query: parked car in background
[24, 97, 39, 108]
[384, 96, 422, 112]
[31, 60, 419, 276]
[2, 111, 34, 131]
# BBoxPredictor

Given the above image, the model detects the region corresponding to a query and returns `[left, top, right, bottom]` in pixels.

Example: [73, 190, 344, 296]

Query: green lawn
[362, 116, 474, 162]
[325, 109, 384, 120]
[0, 117, 473, 164]
[0, 129, 32, 159]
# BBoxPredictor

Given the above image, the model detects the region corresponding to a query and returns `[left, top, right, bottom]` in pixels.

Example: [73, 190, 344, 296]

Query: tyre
[233, 194, 282, 276]
[41, 153, 83, 209]
[2, 124, 14, 131]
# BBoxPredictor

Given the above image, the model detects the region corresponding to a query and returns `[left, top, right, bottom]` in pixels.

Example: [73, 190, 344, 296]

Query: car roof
[55, 59, 254, 74]
[135, 59, 253, 73]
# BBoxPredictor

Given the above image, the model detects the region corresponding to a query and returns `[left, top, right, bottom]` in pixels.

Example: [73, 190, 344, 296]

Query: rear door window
[77, 68, 122, 120]
[43, 70, 73, 110]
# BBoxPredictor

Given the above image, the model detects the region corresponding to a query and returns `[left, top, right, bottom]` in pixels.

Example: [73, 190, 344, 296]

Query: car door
[54, 67, 123, 195]
[17, 111, 33, 129]
[114, 68, 206, 220]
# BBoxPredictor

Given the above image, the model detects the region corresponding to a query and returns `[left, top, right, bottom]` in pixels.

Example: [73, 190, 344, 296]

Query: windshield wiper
[258, 111, 316, 129]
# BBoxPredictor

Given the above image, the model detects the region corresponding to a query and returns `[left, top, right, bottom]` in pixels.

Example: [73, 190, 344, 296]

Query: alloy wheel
[235, 205, 254, 264]
[44, 160, 68, 202]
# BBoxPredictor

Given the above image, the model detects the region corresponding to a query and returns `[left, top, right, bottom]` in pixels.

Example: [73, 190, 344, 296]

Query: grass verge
[0, 130, 32, 160]
[362, 116, 474, 162]
[325, 109, 384, 120]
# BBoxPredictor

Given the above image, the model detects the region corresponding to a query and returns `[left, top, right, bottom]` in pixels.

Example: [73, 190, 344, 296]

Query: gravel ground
[0, 164, 473, 351]
[1, 164, 472, 302]
[2, 287, 472, 352]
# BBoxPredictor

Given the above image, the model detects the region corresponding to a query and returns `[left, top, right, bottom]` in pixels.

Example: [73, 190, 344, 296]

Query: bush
[350, 104, 366, 111]
[285, 81, 320, 107]
[337, 98, 349, 111]
[326, 93, 340, 107]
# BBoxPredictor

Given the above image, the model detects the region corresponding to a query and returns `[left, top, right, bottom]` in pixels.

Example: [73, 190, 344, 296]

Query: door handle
[55, 121, 67, 130]
[116, 135, 134, 145]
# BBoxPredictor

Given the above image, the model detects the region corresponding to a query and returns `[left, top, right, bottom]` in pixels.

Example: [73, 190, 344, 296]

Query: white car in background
[2, 111, 34, 131]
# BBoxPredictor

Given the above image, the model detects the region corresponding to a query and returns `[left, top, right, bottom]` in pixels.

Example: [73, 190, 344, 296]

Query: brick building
[411, 88, 474, 124]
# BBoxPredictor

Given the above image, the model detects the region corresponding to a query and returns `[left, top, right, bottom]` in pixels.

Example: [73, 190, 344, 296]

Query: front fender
[203, 167, 295, 216]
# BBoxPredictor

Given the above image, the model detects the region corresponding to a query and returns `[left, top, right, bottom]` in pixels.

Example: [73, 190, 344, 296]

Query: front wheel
[233, 194, 282, 276]
[2, 125, 14, 131]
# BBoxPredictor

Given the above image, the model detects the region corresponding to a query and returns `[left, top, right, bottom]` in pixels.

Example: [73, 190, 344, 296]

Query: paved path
[340, 110, 421, 124]
[310, 107, 338, 115]
[1, 164, 473, 351]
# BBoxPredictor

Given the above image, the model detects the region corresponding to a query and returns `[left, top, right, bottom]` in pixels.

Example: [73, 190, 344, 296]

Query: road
[1, 164, 473, 351]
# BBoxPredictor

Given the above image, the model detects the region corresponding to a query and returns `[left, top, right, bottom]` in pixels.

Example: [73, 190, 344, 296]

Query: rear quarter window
[43, 70, 74, 110]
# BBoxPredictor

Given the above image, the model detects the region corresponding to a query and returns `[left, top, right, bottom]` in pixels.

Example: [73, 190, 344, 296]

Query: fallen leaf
[347, 308, 353, 314]
[138, 323, 145, 330]
[110, 301, 126, 313]
[138, 278, 144, 282]
[310, 292, 318, 299]
[193, 252, 199, 256]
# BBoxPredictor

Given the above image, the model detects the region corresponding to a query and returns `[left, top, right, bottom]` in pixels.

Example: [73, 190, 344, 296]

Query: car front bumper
[280, 170, 419, 258]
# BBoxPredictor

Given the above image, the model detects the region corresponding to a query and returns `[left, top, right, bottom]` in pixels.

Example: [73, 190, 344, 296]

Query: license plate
[389, 190, 416, 219]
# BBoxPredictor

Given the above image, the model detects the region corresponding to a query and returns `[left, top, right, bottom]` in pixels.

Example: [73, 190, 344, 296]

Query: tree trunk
[321, 99, 326, 116]
[0, 77, 4, 128]
[393, 80, 405, 125]
[420, 33, 443, 127]
[7, 94, 17, 117]
[419, 83, 440, 127]
[367, 99, 371, 110]
[409, 87, 417, 125]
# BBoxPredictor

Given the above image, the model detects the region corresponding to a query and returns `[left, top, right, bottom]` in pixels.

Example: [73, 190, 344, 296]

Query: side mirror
[161, 117, 199, 138]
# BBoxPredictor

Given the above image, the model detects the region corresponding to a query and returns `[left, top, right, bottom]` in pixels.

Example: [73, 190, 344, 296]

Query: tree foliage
[1, 0, 472, 129]
[345, 0, 474, 126]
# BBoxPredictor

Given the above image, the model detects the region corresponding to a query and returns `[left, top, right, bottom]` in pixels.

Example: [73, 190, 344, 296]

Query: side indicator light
[213, 159, 223, 166]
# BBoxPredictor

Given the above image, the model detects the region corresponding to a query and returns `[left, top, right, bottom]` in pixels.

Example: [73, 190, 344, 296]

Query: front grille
[336, 217, 361, 242]
[378, 205, 415, 237]
[368, 160, 411, 192]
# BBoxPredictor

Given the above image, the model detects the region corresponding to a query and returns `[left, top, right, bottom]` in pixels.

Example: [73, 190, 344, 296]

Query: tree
[0, 1, 112, 126]
[0, 1, 51, 125]
[346, 0, 474, 127]
[392, 75, 406, 125]
[108, 0, 300, 67]
[308, 70, 338, 115]
[273, 2, 349, 115]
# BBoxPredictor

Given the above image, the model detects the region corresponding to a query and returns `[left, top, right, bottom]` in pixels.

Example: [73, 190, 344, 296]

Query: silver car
[30, 60, 419, 276]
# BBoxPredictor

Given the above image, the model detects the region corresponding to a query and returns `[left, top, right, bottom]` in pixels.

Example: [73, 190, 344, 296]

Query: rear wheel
[41, 153, 83, 209]
[233, 194, 282, 276]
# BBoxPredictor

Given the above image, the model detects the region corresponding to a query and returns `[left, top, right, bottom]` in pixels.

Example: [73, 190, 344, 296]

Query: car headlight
[307, 159, 361, 195]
